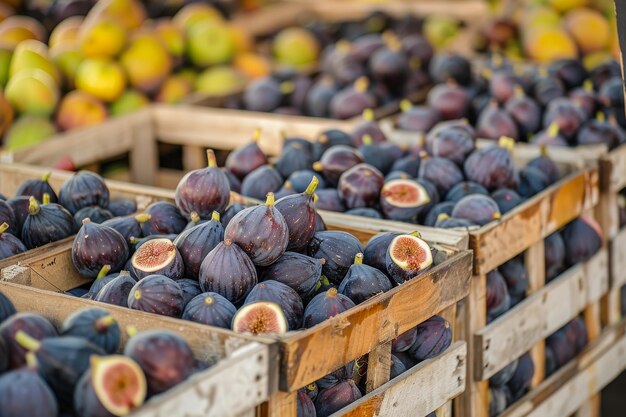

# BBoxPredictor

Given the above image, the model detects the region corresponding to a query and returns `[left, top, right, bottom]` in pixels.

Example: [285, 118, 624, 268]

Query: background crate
[0, 280, 275, 417]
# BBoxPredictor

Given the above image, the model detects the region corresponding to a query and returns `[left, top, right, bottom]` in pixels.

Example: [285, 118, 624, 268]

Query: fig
[276, 142, 314, 179]
[369, 42, 408, 93]
[21, 197, 75, 249]
[452, 194, 501, 226]
[314, 188, 346, 212]
[6, 196, 30, 234]
[533, 122, 569, 147]
[531, 75, 565, 108]
[362, 232, 400, 276]
[226, 130, 268, 180]
[392, 327, 418, 353]
[175, 149, 230, 218]
[542, 98, 587, 140]
[222, 168, 242, 193]
[128, 275, 184, 317]
[549, 59, 587, 90]
[576, 114, 624, 149]
[314, 145, 363, 186]
[338, 253, 392, 304]
[0, 222, 26, 260]
[297, 390, 317, 417]
[569, 82, 597, 117]
[0, 291, 16, 322]
[394, 351, 419, 370]
[358, 136, 394, 174]
[312, 129, 354, 161]
[329, 77, 377, 120]
[15, 331, 105, 404]
[315, 379, 362, 417]
[73, 205, 114, 228]
[464, 137, 518, 190]
[84, 267, 120, 297]
[101, 213, 151, 244]
[429, 119, 476, 140]
[598, 77, 624, 108]
[545, 232, 566, 281]
[303, 382, 319, 401]
[94, 271, 136, 308]
[244, 280, 303, 330]
[409, 316, 452, 361]
[527, 145, 560, 185]
[58, 171, 110, 215]
[177, 278, 202, 307]
[182, 292, 236, 328]
[0, 361, 58, 417]
[346, 208, 382, 218]
[123, 330, 195, 395]
[0, 312, 57, 369]
[351, 112, 387, 146]
[416, 178, 442, 222]
[338, 163, 384, 209]
[418, 153, 464, 196]
[72, 218, 129, 278]
[426, 81, 470, 120]
[499, 258, 529, 299]
[261, 251, 324, 301]
[477, 100, 519, 141]
[507, 352, 534, 398]
[489, 386, 508, 417]
[425, 123, 475, 165]
[108, 199, 137, 217]
[379, 179, 430, 221]
[435, 214, 476, 229]
[490, 188, 523, 214]
[74, 355, 146, 417]
[307, 231, 364, 285]
[174, 211, 224, 279]
[221, 203, 247, 228]
[232, 301, 288, 335]
[446, 181, 489, 203]
[505, 87, 542, 139]
[289, 170, 327, 193]
[489, 70, 523, 105]
[429, 53, 472, 86]
[517, 166, 550, 198]
[390, 155, 421, 177]
[15, 171, 58, 203]
[385, 232, 433, 284]
[303, 288, 355, 328]
[275, 177, 318, 252]
[423, 201, 456, 227]
[61, 308, 121, 354]
[199, 239, 258, 305]
[487, 270, 511, 322]
[224, 193, 289, 266]
[241, 165, 283, 200]
[490, 358, 518, 387]
[561, 217, 602, 265]
[396, 102, 441, 132]
[140, 201, 187, 236]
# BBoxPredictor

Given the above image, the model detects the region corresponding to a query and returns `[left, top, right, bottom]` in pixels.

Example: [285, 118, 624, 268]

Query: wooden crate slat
[610, 227, 626, 289]
[330, 342, 467, 417]
[474, 249, 609, 380]
[603, 141, 626, 192]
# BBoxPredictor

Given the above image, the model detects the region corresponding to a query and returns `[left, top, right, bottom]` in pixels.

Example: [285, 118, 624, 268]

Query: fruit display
[488, 352, 535, 417]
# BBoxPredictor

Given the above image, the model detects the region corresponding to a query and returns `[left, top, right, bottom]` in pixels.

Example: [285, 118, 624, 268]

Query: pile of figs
[0, 170, 142, 261]
[0, 293, 203, 417]
[488, 352, 536, 417]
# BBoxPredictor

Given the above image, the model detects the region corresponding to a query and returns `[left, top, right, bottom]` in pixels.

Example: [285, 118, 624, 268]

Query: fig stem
[211, 211, 220, 222]
[0, 222, 9, 234]
[305, 177, 319, 196]
[409, 231, 422, 238]
[96, 265, 112, 279]
[119, 270, 131, 276]
[28, 196, 40, 215]
[15, 330, 41, 351]
[126, 326, 138, 337]
[362, 108, 374, 122]
[82, 217, 91, 225]
[206, 149, 217, 168]
[42, 193, 50, 205]
[493, 212, 502, 220]
[204, 295, 215, 305]
[437, 213, 450, 222]
[399, 99, 412, 113]
[327, 287, 338, 297]
[190, 211, 201, 223]
[361, 134, 373, 146]
[354, 253, 363, 265]
[95, 315, 116, 331]
[41, 171, 51, 183]
[318, 134, 328, 144]
[547, 122, 560, 138]
[280, 81, 294, 95]
[129, 236, 140, 244]
[25, 351, 38, 369]
[498, 136, 515, 151]
[583, 79, 593, 91]
[265, 192, 275, 206]
[312, 162, 324, 172]
[596, 111, 605, 122]
[134, 213, 151, 224]
[354, 76, 369, 93]
[540, 144, 549, 158]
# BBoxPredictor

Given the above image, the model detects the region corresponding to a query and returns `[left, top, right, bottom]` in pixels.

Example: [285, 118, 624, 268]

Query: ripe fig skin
[545, 232, 566, 282]
[275, 143, 314, 179]
[199, 240, 258, 305]
[392, 327, 418, 353]
[275, 179, 318, 252]
[94, 272, 137, 308]
[491, 188, 523, 214]
[73, 206, 114, 228]
[297, 390, 317, 417]
[314, 379, 362, 417]
[6, 196, 30, 234]
[490, 359, 518, 387]
[499, 258, 529, 300]
[423, 201, 456, 227]
[425, 124, 475, 165]
[108, 199, 137, 217]
[241, 165, 283, 200]
[21, 198, 75, 250]
[0, 201, 17, 237]
[123, 330, 196, 395]
[517, 166, 550, 198]
[338, 255, 392, 304]
[15, 173, 58, 204]
[182, 292, 237, 329]
[464, 143, 518, 191]
[61, 308, 121, 354]
[73, 368, 117, 417]
[312, 129, 354, 161]
[0, 367, 58, 417]
[226, 138, 268, 180]
[221, 203, 248, 228]
[260, 252, 324, 301]
[140, 202, 187, 236]
[418, 156, 465, 197]
[315, 188, 347, 212]
[0, 292, 16, 322]
[452, 194, 502, 226]
[542, 98, 587, 141]
[486, 270, 511, 322]
[338, 163, 384, 209]
[128, 275, 185, 318]
[507, 352, 534, 399]
[177, 278, 203, 307]
[72, 220, 129, 279]
[174, 213, 224, 279]
[101, 214, 150, 245]
[561, 217, 602, 266]
[307, 231, 364, 285]
[446, 181, 489, 203]
[315, 145, 363, 186]
[58, 171, 110, 215]
[396, 105, 441, 133]
[303, 288, 355, 328]
[0, 224, 26, 260]
[0, 313, 57, 369]
[244, 280, 304, 330]
[409, 316, 452, 361]
[346, 207, 382, 218]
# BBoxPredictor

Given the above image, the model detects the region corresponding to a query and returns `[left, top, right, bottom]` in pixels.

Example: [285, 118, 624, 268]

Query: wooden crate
[0, 280, 275, 417]
[0, 164, 472, 417]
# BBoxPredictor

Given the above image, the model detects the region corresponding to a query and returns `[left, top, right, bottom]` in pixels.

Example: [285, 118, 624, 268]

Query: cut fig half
[130, 238, 183, 280]
[91, 355, 147, 416]
[232, 302, 288, 335]
[385, 232, 433, 284]
[380, 179, 431, 221]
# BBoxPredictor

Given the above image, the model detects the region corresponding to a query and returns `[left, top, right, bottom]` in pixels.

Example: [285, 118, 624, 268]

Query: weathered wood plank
[610, 227, 626, 289]
[525, 241, 546, 389]
[366, 342, 393, 393]
[603, 144, 626, 192]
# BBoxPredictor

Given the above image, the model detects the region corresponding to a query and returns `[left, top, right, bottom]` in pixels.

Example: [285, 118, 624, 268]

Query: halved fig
[380, 179, 430, 221]
[76, 355, 147, 417]
[130, 238, 183, 280]
[385, 232, 433, 284]
[232, 302, 288, 335]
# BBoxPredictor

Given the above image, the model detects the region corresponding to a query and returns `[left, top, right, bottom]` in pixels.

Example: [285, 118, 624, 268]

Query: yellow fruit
[4, 115, 57, 150]
[549, 0, 588, 12]
[174, 3, 223, 32]
[84, 0, 146, 31]
[5, 68, 59, 116]
[0, 3, 15, 23]
[120, 33, 172, 93]
[75, 58, 126, 102]
[234, 52, 271, 79]
[423, 16, 461, 49]
[50, 45, 82, 88]
[194, 66, 246, 96]
[0, 89, 13, 137]
[154, 19, 185, 60]
[523, 7, 561, 30]
[9, 39, 61, 85]
[0, 16, 45, 48]
[582, 51, 614, 71]
[56, 90, 108, 131]
[230, 25, 253, 53]
[564, 8, 610, 53]
[79, 18, 127, 58]
[110, 89, 149, 116]
[187, 21, 235, 67]
[524, 28, 578, 63]
[49, 16, 83, 49]
[156, 75, 193, 104]
[272, 27, 320, 68]
[0, 47, 11, 87]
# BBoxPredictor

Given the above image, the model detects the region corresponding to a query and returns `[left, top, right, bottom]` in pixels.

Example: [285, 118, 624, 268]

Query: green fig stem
[312, 194, 319, 203]
[354, 253, 363, 265]
[28, 197, 40, 215]
[0, 222, 9, 234]
[547, 122, 560, 138]
[265, 192, 275, 206]
[583, 79, 593, 91]
[96, 265, 112, 279]
[252, 128, 262, 143]
[134, 213, 151, 224]
[190, 211, 201, 223]
[204, 295, 215, 305]
[361, 134, 373, 146]
[312, 162, 324, 172]
[596, 111, 605, 122]
[327, 287, 338, 297]
[95, 315, 116, 331]
[409, 231, 422, 238]
[42, 193, 50, 205]
[119, 270, 130, 276]
[126, 326, 138, 338]
[513, 84, 525, 98]
[133, 290, 142, 300]
[419, 150, 429, 160]
[305, 177, 320, 196]
[540, 144, 549, 157]
[498, 136, 515, 150]
[211, 211, 220, 222]
[25, 351, 38, 369]
[41, 171, 51, 183]
[15, 330, 41, 351]
[362, 108, 374, 122]
[82, 217, 91, 225]
[400, 99, 412, 113]
[318, 134, 328, 144]
[280, 81, 294, 95]
[493, 212, 502, 220]
[354, 76, 369, 93]
[206, 149, 218, 168]
[129, 236, 140, 244]
[284, 181, 293, 190]
[437, 213, 450, 222]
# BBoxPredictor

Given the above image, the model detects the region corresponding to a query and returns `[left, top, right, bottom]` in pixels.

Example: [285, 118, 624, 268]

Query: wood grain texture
[330, 342, 467, 417]
[603, 141, 626, 192]
[366, 342, 393, 393]
[610, 227, 626, 289]
[525, 241, 546, 389]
